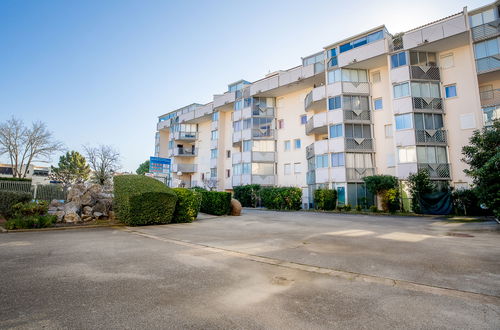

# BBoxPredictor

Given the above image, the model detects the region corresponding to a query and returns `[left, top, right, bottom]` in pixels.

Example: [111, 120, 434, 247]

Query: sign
[149, 157, 171, 175]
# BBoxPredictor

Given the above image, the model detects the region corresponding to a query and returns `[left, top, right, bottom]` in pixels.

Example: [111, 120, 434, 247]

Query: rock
[82, 206, 92, 216]
[55, 211, 65, 223]
[92, 199, 112, 216]
[80, 191, 95, 206]
[63, 201, 80, 214]
[63, 212, 81, 223]
[81, 214, 93, 222]
[49, 199, 64, 208]
[230, 199, 242, 216]
[108, 211, 115, 220]
[93, 212, 103, 219]
[67, 184, 85, 202]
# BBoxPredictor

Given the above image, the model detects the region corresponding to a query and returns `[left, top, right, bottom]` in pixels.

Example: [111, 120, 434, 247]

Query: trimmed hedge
[113, 175, 177, 225]
[233, 184, 261, 207]
[172, 188, 202, 223]
[0, 177, 32, 182]
[261, 187, 302, 210]
[5, 215, 56, 230]
[199, 191, 231, 216]
[314, 189, 337, 210]
[0, 190, 32, 218]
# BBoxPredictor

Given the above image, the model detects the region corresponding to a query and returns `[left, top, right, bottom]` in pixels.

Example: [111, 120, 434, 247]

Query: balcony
[417, 163, 451, 180]
[341, 82, 370, 94]
[480, 89, 500, 107]
[252, 175, 275, 186]
[157, 120, 171, 131]
[343, 109, 371, 123]
[345, 137, 374, 151]
[476, 55, 500, 74]
[213, 92, 236, 110]
[306, 143, 315, 159]
[471, 19, 500, 41]
[172, 164, 197, 173]
[412, 97, 443, 111]
[172, 131, 198, 141]
[304, 86, 326, 112]
[252, 128, 275, 139]
[409, 65, 440, 80]
[252, 104, 275, 117]
[483, 106, 499, 126]
[337, 38, 387, 68]
[305, 113, 327, 135]
[346, 168, 375, 181]
[252, 152, 275, 163]
[173, 147, 198, 157]
[232, 174, 251, 187]
[415, 129, 447, 145]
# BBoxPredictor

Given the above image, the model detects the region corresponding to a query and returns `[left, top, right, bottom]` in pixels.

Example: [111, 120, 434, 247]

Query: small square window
[440, 53, 454, 69]
[371, 71, 381, 83]
[300, 115, 307, 125]
[384, 124, 393, 138]
[294, 163, 302, 174]
[226, 150, 231, 158]
[294, 139, 301, 149]
[445, 84, 457, 98]
[284, 140, 291, 151]
[374, 98, 383, 110]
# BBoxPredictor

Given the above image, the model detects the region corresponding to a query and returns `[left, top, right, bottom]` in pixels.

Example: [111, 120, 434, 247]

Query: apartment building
[155, 2, 500, 208]
[0, 163, 51, 184]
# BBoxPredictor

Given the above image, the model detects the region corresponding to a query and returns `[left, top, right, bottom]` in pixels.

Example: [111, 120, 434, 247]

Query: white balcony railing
[415, 129, 447, 144]
[471, 19, 500, 41]
[480, 89, 500, 108]
[341, 82, 370, 94]
[172, 164, 197, 173]
[476, 55, 500, 74]
[346, 168, 375, 181]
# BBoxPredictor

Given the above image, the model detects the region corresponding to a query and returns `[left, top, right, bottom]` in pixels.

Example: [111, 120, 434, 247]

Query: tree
[50, 151, 91, 187]
[83, 145, 120, 185]
[136, 160, 150, 175]
[0, 117, 63, 178]
[363, 175, 399, 212]
[202, 177, 219, 191]
[462, 121, 500, 219]
[407, 170, 436, 214]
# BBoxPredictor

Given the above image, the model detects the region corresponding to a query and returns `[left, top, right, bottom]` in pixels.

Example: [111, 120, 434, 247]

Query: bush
[172, 188, 202, 223]
[12, 201, 48, 217]
[382, 188, 400, 213]
[0, 190, 32, 218]
[198, 191, 231, 216]
[344, 204, 352, 211]
[369, 205, 379, 212]
[336, 205, 344, 212]
[113, 175, 178, 225]
[260, 187, 302, 210]
[4, 214, 56, 230]
[233, 184, 261, 207]
[452, 188, 490, 216]
[0, 177, 32, 182]
[314, 189, 337, 210]
[408, 170, 436, 214]
[356, 205, 363, 211]
[363, 175, 399, 212]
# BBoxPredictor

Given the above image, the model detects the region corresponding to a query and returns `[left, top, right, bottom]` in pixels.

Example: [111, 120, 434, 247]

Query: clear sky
[0, 0, 491, 172]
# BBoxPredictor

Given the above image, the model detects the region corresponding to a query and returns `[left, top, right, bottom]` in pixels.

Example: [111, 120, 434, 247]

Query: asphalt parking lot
[1, 210, 499, 329]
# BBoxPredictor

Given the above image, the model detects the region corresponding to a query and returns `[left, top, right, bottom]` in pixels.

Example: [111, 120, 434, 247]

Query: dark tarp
[419, 191, 452, 215]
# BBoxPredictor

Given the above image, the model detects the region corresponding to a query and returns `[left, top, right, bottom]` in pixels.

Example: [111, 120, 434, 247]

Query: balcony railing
[172, 164, 197, 173]
[173, 131, 198, 141]
[306, 144, 315, 159]
[252, 128, 274, 139]
[476, 55, 500, 74]
[305, 113, 327, 135]
[410, 65, 440, 80]
[173, 148, 198, 156]
[345, 137, 373, 151]
[346, 168, 375, 181]
[304, 91, 313, 110]
[480, 89, 500, 107]
[412, 97, 443, 111]
[415, 129, 447, 144]
[417, 163, 451, 180]
[306, 170, 316, 185]
[341, 82, 370, 94]
[343, 109, 371, 122]
[471, 19, 500, 41]
[252, 105, 275, 117]
[483, 106, 499, 126]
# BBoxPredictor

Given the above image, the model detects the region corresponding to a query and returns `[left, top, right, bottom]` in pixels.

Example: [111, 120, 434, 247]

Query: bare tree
[0, 117, 63, 178]
[83, 145, 120, 185]
[202, 177, 219, 191]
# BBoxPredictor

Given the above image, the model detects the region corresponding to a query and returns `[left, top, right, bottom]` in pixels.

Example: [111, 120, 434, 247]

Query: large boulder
[63, 201, 80, 214]
[82, 206, 93, 216]
[49, 199, 64, 209]
[67, 184, 86, 202]
[64, 212, 81, 223]
[230, 198, 242, 216]
[80, 191, 95, 206]
[92, 199, 112, 216]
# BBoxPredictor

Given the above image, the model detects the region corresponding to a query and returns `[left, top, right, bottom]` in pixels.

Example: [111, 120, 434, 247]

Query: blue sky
[0, 0, 490, 171]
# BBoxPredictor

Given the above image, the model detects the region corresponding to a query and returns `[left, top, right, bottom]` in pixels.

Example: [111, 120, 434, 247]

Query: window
[345, 124, 371, 138]
[445, 84, 457, 98]
[460, 113, 476, 129]
[242, 163, 250, 174]
[242, 140, 252, 152]
[374, 98, 383, 110]
[385, 124, 393, 137]
[233, 120, 241, 131]
[440, 53, 454, 69]
[339, 30, 383, 53]
[278, 119, 284, 129]
[226, 150, 231, 158]
[300, 115, 307, 125]
[371, 71, 381, 83]
[470, 8, 498, 27]
[411, 82, 440, 98]
[393, 82, 410, 98]
[387, 154, 395, 167]
[397, 146, 417, 163]
[294, 139, 301, 149]
[327, 48, 338, 68]
[234, 100, 243, 111]
[210, 149, 218, 159]
[168, 140, 174, 149]
[417, 146, 447, 164]
[284, 140, 291, 151]
[395, 114, 413, 130]
[337, 186, 345, 205]
[252, 163, 274, 175]
[226, 169, 231, 178]
[294, 162, 302, 174]
[409, 51, 437, 66]
[244, 98, 252, 108]
[211, 130, 218, 140]
[474, 38, 499, 59]
[328, 68, 368, 84]
[343, 95, 369, 110]
[391, 52, 407, 68]
[210, 168, 217, 178]
[414, 113, 443, 130]
[233, 164, 241, 176]
[345, 153, 373, 168]
[331, 153, 345, 167]
[315, 154, 329, 168]
[329, 124, 343, 138]
[212, 112, 219, 121]
[284, 163, 291, 175]
[328, 96, 342, 110]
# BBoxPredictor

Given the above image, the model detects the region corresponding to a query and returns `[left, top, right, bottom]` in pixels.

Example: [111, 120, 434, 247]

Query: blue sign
[149, 157, 171, 175]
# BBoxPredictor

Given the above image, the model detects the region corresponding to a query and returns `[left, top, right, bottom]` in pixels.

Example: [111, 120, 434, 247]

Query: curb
[0, 224, 125, 233]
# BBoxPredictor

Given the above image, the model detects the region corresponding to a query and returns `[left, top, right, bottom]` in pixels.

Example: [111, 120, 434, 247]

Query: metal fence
[0, 181, 65, 201]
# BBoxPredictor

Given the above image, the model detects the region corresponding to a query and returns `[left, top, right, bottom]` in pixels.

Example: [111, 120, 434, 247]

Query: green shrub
[314, 189, 337, 210]
[407, 170, 436, 213]
[12, 200, 48, 217]
[452, 188, 490, 216]
[0, 190, 32, 218]
[336, 205, 344, 212]
[198, 191, 231, 216]
[369, 205, 379, 212]
[356, 205, 363, 211]
[363, 175, 399, 212]
[260, 187, 302, 210]
[382, 188, 400, 213]
[172, 188, 202, 223]
[0, 177, 32, 182]
[113, 175, 177, 225]
[344, 204, 352, 211]
[4, 214, 56, 230]
[233, 184, 261, 207]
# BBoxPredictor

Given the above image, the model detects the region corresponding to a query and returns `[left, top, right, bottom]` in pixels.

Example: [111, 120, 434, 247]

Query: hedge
[314, 189, 337, 210]
[113, 175, 177, 225]
[199, 191, 231, 216]
[172, 188, 202, 223]
[0, 177, 32, 182]
[233, 184, 261, 207]
[261, 187, 302, 210]
[5, 215, 56, 230]
[0, 190, 32, 218]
